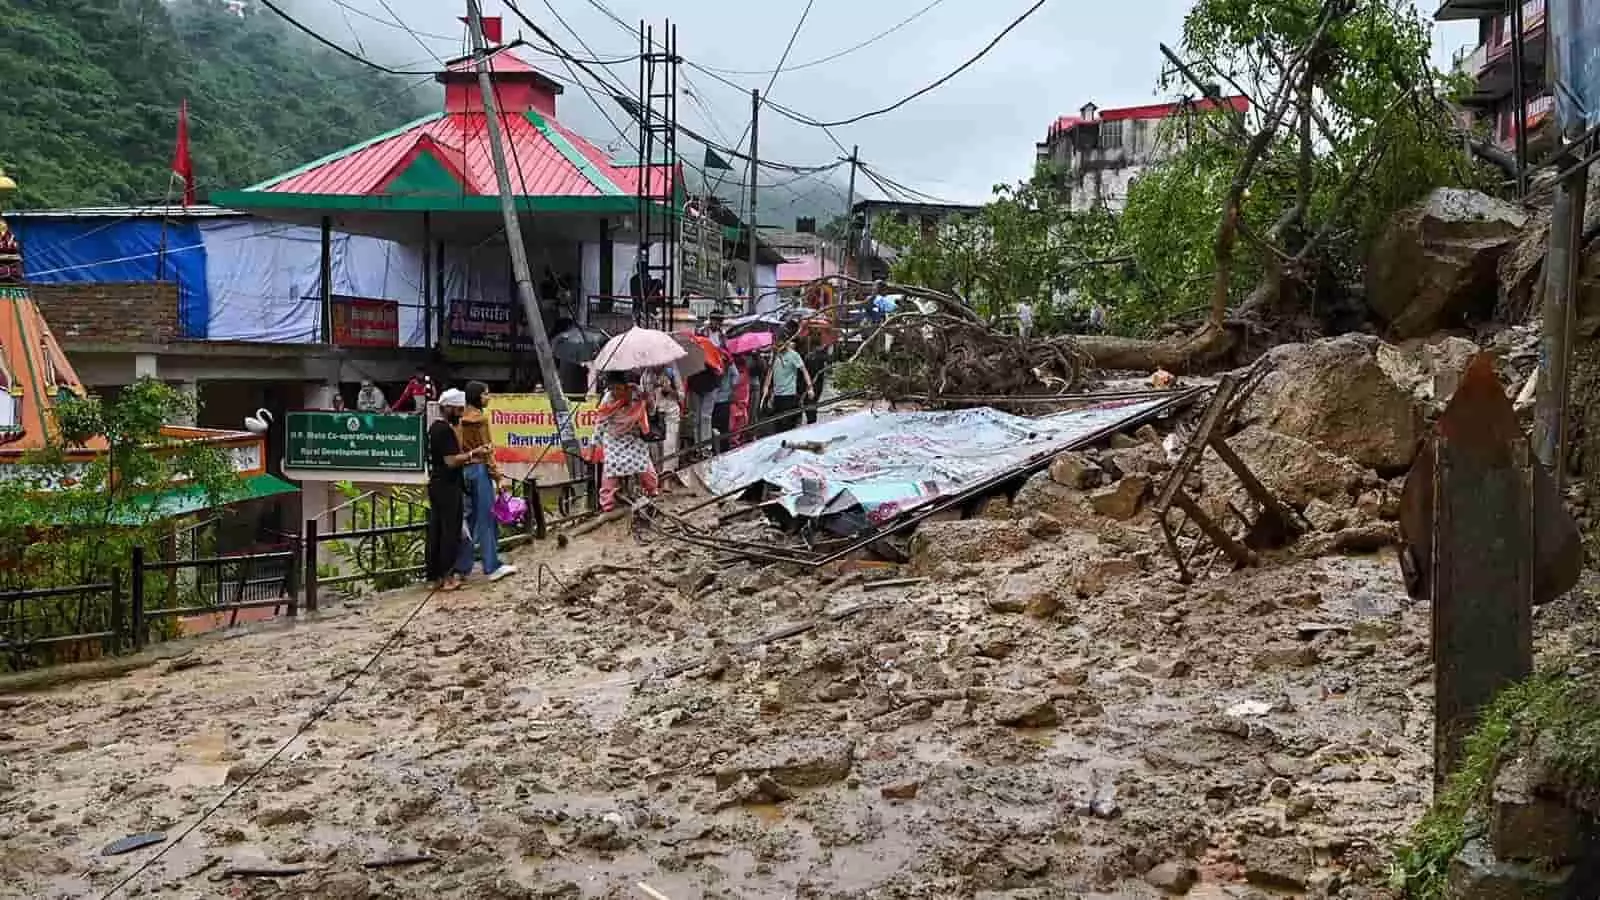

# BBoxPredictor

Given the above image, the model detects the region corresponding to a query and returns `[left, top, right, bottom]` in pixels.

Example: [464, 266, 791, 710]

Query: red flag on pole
[457, 15, 503, 45]
[172, 99, 196, 208]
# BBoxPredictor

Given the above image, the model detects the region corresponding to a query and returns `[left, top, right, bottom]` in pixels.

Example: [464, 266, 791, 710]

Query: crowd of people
[586, 309, 832, 512]
[402, 304, 839, 584]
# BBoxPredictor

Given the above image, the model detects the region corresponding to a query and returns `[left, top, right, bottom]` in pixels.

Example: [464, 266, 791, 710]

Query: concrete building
[1034, 96, 1249, 212]
[847, 199, 983, 281]
[1438, 0, 1554, 160]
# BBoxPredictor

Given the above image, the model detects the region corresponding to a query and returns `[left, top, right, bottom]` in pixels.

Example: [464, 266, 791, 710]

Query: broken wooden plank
[862, 577, 926, 592]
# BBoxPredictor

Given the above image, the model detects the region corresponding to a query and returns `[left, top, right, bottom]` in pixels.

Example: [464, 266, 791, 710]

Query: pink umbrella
[726, 331, 773, 355]
[591, 326, 687, 372]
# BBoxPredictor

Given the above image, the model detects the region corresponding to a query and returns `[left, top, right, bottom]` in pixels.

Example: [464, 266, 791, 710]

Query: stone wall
[1446, 758, 1600, 899]
[29, 281, 180, 345]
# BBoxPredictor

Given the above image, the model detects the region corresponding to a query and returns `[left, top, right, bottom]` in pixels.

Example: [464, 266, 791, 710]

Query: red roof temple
[212, 41, 676, 221]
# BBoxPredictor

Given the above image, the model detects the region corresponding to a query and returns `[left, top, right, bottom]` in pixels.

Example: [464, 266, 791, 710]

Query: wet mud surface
[0, 491, 1444, 899]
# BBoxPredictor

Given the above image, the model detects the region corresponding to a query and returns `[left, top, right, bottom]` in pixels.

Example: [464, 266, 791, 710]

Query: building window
[1099, 120, 1124, 151]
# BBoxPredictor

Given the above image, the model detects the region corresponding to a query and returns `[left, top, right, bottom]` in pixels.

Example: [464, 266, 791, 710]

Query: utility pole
[746, 88, 760, 313]
[465, 0, 582, 476]
[841, 145, 858, 278]
[1532, 144, 1590, 490]
[1508, 0, 1529, 198]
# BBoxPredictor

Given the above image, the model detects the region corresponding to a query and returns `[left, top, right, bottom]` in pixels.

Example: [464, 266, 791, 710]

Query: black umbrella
[552, 325, 610, 364]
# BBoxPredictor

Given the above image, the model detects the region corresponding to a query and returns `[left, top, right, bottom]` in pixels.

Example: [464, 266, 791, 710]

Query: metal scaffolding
[634, 20, 680, 329]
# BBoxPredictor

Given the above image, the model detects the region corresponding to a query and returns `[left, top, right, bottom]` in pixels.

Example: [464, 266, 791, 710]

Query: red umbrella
[683, 333, 726, 373]
[671, 333, 710, 378]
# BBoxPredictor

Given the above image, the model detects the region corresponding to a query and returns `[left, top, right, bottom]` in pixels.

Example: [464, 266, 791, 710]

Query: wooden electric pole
[746, 88, 760, 313]
[465, 0, 582, 476]
[842, 146, 858, 278]
[1532, 145, 1590, 490]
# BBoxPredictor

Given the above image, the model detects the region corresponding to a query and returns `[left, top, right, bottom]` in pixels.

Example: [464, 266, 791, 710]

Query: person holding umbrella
[595, 372, 659, 511]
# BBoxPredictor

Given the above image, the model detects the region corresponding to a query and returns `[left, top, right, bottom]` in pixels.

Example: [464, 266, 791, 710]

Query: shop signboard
[284, 411, 424, 472]
[486, 393, 600, 468]
[447, 299, 532, 354]
[329, 296, 399, 348]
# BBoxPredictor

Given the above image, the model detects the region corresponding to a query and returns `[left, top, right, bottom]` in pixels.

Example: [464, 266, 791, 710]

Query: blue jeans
[456, 463, 501, 575]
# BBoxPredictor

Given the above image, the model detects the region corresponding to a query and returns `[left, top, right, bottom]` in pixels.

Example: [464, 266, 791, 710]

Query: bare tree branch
[1208, 0, 1347, 327]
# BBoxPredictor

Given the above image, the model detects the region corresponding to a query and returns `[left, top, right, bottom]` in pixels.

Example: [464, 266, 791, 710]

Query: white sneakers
[488, 564, 519, 582]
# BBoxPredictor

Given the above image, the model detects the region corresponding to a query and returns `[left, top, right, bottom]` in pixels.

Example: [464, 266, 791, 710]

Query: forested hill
[0, 0, 435, 209]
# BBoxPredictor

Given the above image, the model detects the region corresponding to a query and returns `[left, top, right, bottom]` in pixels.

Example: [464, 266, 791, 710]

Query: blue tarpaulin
[1552, 0, 1600, 131]
[10, 218, 210, 338]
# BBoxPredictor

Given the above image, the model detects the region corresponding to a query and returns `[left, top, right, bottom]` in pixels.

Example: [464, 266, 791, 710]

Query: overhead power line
[374, 0, 447, 66]
[716, 0, 816, 193]
[769, 0, 1049, 129]
[765, 0, 817, 96]
[857, 161, 960, 205]
[257, 0, 436, 75]
[497, 0, 838, 175]
[695, 0, 951, 76]
[327, 0, 457, 42]
[573, 0, 1044, 134]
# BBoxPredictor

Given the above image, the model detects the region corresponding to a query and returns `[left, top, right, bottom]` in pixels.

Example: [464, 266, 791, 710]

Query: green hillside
[0, 0, 435, 208]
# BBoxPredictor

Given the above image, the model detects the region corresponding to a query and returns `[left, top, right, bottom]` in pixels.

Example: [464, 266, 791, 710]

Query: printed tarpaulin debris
[695, 399, 1172, 523]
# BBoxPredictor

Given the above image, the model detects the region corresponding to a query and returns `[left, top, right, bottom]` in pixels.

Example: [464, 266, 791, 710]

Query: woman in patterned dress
[596, 372, 660, 511]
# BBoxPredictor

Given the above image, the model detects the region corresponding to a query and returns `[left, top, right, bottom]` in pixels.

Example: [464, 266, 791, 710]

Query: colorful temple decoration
[0, 166, 273, 505]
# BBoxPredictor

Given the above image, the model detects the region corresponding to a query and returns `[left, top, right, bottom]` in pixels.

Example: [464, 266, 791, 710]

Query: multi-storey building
[1034, 96, 1248, 212]
[846, 199, 983, 281]
[1439, 0, 1555, 159]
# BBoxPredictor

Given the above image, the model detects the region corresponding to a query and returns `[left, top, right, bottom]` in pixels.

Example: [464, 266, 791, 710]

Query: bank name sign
[284, 411, 425, 472]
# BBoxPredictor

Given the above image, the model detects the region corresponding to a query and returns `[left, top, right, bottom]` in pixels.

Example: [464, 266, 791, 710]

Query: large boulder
[1375, 335, 1482, 408]
[1214, 426, 1369, 507]
[1241, 335, 1424, 473]
[1367, 188, 1528, 339]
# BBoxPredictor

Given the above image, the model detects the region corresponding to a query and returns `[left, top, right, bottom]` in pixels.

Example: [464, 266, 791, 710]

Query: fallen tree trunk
[1073, 324, 1238, 374]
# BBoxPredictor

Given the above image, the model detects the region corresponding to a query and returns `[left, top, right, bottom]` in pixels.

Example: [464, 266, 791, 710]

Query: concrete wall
[32, 281, 179, 345]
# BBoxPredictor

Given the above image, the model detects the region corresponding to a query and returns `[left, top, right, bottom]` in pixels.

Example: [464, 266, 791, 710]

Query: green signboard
[284, 411, 425, 472]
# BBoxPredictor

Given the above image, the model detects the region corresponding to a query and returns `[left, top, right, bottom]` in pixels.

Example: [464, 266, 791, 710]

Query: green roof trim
[525, 110, 624, 196]
[42, 473, 300, 526]
[210, 190, 658, 216]
[127, 473, 300, 523]
[383, 151, 466, 197]
[242, 112, 446, 192]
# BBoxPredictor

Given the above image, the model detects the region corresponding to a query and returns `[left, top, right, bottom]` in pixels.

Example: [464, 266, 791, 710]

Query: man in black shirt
[425, 389, 484, 591]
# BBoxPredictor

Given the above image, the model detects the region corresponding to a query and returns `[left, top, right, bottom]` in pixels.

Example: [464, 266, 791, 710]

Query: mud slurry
[0, 500, 1433, 899]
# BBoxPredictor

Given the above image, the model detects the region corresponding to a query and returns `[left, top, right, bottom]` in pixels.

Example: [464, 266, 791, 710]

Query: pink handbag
[492, 492, 528, 526]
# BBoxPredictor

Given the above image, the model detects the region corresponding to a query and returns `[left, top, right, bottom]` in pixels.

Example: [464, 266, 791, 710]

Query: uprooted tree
[860, 0, 1491, 386]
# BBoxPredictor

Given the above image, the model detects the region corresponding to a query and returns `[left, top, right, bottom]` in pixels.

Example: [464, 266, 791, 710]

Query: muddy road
[0, 491, 1434, 899]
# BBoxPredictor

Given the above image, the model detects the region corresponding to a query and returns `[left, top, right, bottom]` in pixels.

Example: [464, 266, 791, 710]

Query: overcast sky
[307, 0, 1474, 219]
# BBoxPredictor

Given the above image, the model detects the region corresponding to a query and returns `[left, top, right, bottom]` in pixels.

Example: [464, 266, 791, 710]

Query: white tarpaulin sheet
[696, 399, 1173, 524]
[201, 219, 429, 345]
